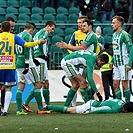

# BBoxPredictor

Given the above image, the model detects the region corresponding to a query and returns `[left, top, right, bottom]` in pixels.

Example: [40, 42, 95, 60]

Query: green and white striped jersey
[83, 32, 98, 53]
[112, 30, 133, 67]
[16, 31, 32, 68]
[32, 29, 48, 58]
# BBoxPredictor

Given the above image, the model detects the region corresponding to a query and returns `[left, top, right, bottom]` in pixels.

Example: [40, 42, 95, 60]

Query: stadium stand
[18, 13, 30, 21]
[65, 35, 71, 44]
[5, 13, 17, 21]
[51, 35, 64, 46]
[31, 7, 43, 15]
[64, 27, 75, 36]
[0, 7, 6, 22]
[6, 6, 19, 15]
[56, 14, 68, 23]
[59, 0, 70, 9]
[0, 0, 7, 8]
[57, 7, 69, 15]
[19, 0, 32, 8]
[69, 7, 80, 15]
[103, 27, 114, 36]
[52, 28, 64, 36]
[43, 14, 56, 23]
[68, 14, 79, 22]
[31, 14, 43, 23]
[7, 0, 20, 8]
[19, 6, 31, 15]
[44, 7, 56, 15]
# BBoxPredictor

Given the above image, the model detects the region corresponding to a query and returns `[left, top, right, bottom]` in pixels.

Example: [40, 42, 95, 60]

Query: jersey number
[78, 50, 91, 55]
[16, 44, 23, 54]
[0, 41, 11, 55]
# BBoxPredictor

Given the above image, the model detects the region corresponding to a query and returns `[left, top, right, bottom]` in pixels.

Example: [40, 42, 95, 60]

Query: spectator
[33, 0, 45, 9]
[100, 43, 115, 100]
[98, 0, 115, 23]
[49, 0, 60, 10]
[95, 26, 104, 52]
[115, 0, 130, 23]
[77, 0, 97, 21]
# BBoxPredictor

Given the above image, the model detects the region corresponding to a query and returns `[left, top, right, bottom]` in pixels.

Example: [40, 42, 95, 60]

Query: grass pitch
[0, 102, 133, 133]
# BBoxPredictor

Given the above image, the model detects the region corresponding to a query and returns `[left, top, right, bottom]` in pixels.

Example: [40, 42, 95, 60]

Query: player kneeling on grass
[45, 98, 133, 114]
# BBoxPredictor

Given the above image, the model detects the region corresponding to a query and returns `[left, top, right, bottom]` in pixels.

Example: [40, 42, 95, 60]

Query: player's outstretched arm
[24, 38, 46, 48]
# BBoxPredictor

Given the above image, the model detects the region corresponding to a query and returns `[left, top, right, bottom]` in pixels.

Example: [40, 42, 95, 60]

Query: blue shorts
[0, 70, 16, 87]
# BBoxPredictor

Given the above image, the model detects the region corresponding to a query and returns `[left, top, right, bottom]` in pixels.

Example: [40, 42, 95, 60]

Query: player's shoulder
[75, 30, 86, 35]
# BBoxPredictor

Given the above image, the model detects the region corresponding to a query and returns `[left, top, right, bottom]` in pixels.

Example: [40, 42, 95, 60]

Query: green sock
[25, 88, 34, 106]
[80, 87, 89, 103]
[43, 88, 50, 105]
[124, 88, 130, 103]
[16, 90, 23, 112]
[34, 88, 43, 110]
[47, 105, 68, 113]
[87, 87, 94, 100]
[64, 88, 77, 106]
[115, 90, 122, 99]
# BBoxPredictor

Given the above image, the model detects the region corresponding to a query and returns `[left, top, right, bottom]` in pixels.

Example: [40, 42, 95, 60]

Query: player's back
[100, 98, 125, 113]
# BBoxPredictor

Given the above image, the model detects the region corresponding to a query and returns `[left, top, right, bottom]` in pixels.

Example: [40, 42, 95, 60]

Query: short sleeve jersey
[83, 32, 98, 53]
[16, 31, 32, 68]
[112, 30, 133, 67]
[32, 29, 48, 58]
[0, 32, 25, 69]
[68, 30, 86, 54]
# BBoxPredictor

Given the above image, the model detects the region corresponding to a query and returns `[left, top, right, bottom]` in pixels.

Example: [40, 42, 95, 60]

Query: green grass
[0, 102, 133, 133]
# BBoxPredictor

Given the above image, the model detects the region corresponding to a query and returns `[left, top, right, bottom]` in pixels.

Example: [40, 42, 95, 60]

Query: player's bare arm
[56, 41, 84, 51]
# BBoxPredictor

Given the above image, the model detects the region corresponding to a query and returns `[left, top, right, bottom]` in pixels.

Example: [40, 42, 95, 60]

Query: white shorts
[61, 59, 80, 79]
[16, 67, 39, 84]
[76, 100, 95, 114]
[35, 58, 48, 81]
[113, 65, 132, 80]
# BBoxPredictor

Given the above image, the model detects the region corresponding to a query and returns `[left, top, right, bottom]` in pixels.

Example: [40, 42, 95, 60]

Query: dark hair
[5, 16, 16, 23]
[104, 43, 112, 49]
[98, 54, 109, 64]
[82, 20, 94, 28]
[24, 22, 36, 30]
[44, 20, 56, 27]
[123, 102, 133, 112]
[1, 21, 10, 32]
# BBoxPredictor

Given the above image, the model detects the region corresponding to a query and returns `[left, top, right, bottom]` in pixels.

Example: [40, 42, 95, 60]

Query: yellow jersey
[0, 32, 16, 69]
[68, 30, 86, 54]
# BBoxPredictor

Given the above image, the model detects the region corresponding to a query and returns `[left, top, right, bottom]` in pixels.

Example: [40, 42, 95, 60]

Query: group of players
[0, 15, 133, 116]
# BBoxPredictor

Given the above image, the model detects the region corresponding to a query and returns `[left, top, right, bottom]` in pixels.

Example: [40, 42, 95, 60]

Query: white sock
[3, 91, 12, 113]
[71, 92, 77, 107]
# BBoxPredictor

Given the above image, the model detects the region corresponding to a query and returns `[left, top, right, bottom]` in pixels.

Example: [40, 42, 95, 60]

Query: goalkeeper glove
[96, 92, 102, 102]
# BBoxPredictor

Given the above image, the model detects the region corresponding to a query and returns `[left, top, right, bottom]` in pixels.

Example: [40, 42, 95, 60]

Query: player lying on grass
[45, 98, 133, 114]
